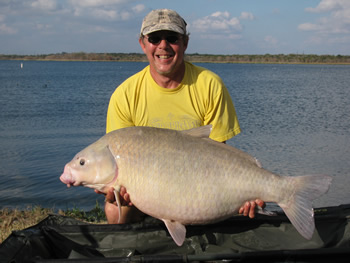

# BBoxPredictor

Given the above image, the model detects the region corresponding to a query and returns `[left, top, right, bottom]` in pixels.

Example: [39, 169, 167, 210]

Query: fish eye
[79, 159, 85, 166]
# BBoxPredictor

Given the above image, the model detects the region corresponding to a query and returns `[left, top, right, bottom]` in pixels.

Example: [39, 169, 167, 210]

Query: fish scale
[60, 125, 332, 246]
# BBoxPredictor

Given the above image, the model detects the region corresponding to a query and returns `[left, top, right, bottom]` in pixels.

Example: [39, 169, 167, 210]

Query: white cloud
[68, 0, 142, 21]
[328, 35, 350, 44]
[298, 0, 350, 52]
[132, 4, 145, 13]
[211, 11, 229, 18]
[91, 9, 118, 20]
[120, 11, 131, 20]
[31, 0, 57, 11]
[305, 0, 347, 13]
[0, 23, 17, 34]
[81, 8, 133, 21]
[298, 23, 322, 31]
[36, 23, 52, 30]
[202, 33, 241, 40]
[240, 12, 254, 20]
[69, 0, 127, 8]
[299, 0, 350, 34]
[80, 25, 114, 34]
[264, 35, 278, 45]
[228, 34, 242, 40]
[192, 11, 242, 33]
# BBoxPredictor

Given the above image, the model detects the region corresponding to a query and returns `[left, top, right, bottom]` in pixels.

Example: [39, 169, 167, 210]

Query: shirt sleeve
[204, 80, 241, 142]
[106, 87, 134, 134]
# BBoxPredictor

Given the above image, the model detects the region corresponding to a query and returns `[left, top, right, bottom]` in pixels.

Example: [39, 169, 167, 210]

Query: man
[98, 9, 264, 224]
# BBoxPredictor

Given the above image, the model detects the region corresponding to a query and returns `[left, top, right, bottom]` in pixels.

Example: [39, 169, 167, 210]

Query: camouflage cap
[140, 9, 187, 36]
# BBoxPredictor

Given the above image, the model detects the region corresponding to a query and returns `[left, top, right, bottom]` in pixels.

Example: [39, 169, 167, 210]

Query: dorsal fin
[181, 125, 212, 138]
[202, 138, 263, 168]
[181, 125, 261, 167]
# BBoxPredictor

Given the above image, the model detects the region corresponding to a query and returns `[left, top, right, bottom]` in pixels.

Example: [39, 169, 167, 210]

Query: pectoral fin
[113, 187, 122, 224]
[162, 219, 186, 246]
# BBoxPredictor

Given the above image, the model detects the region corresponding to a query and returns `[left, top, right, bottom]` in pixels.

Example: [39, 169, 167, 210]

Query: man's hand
[239, 199, 265, 218]
[95, 186, 133, 207]
[96, 186, 143, 224]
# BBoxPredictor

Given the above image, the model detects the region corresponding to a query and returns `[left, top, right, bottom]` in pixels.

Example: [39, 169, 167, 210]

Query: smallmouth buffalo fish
[60, 125, 332, 246]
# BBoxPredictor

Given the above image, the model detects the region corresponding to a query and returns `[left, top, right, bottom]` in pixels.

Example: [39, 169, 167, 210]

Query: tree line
[1, 52, 349, 64]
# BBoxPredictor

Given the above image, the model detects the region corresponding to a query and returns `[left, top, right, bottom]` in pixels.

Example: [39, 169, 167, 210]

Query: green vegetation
[0, 52, 148, 62]
[1, 52, 350, 64]
[186, 53, 350, 64]
[0, 202, 106, 244]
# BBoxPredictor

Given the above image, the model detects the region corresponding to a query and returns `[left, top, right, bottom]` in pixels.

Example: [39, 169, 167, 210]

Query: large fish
[60, 126, 332, 246]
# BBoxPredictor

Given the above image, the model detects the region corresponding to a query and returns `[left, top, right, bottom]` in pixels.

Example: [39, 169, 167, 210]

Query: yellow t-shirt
[106, 61, 241, 142]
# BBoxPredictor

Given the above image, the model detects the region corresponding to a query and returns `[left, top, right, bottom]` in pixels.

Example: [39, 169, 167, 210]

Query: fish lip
[60, 165, 77, 186]
[60, 172, 76, 186]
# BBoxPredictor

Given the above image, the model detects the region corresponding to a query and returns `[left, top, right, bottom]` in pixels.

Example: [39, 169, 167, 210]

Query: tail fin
[278, 174, 332, 240]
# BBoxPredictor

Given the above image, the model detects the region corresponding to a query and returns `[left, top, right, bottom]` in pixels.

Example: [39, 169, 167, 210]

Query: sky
[0, 0, 350, 55]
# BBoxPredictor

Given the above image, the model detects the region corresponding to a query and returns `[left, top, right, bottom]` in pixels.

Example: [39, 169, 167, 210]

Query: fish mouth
[60, 165, 76, 187]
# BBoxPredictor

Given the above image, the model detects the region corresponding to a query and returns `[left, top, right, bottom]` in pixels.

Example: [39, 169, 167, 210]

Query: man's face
[139, 30, 188, 78]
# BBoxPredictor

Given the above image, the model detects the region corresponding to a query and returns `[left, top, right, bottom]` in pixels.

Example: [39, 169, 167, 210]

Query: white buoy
[20, 63, 23, 69]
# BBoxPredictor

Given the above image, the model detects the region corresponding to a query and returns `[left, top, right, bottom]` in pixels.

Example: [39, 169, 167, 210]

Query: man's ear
[139, 37, 146, 53]
[183, 35, 189, 52]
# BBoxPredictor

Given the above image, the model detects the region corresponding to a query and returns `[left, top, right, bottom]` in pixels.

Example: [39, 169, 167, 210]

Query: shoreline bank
[1, 53, 350, 65]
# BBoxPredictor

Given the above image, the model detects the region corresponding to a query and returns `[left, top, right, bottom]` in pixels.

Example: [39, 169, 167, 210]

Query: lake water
[0, 60, 349, 211]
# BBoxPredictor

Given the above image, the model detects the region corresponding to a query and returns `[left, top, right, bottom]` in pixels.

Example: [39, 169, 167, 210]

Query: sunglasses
[144, 34, 182, 45]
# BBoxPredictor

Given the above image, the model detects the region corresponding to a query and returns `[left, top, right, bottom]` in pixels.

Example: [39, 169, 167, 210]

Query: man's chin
[156, 69, 173, 76]
[154, 63, 179, 76]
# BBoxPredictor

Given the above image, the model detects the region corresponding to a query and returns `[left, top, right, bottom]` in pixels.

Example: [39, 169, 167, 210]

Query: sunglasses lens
[147, 36, 161, 44]
[166, 36, 179, 44]
[146, 35, 180, 44]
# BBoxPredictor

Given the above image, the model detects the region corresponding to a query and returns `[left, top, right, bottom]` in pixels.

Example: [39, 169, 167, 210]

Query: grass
[0, 202, 107, 244]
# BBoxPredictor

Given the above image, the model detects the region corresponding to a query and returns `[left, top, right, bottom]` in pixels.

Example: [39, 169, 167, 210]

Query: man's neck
[150, 62, 186, 89]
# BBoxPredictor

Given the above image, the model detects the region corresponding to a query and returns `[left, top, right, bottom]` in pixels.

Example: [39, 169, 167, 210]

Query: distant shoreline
[1, 52, 350, 64]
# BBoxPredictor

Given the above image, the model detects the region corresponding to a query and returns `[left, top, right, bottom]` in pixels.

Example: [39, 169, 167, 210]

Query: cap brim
[142, 24, 185, 35]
